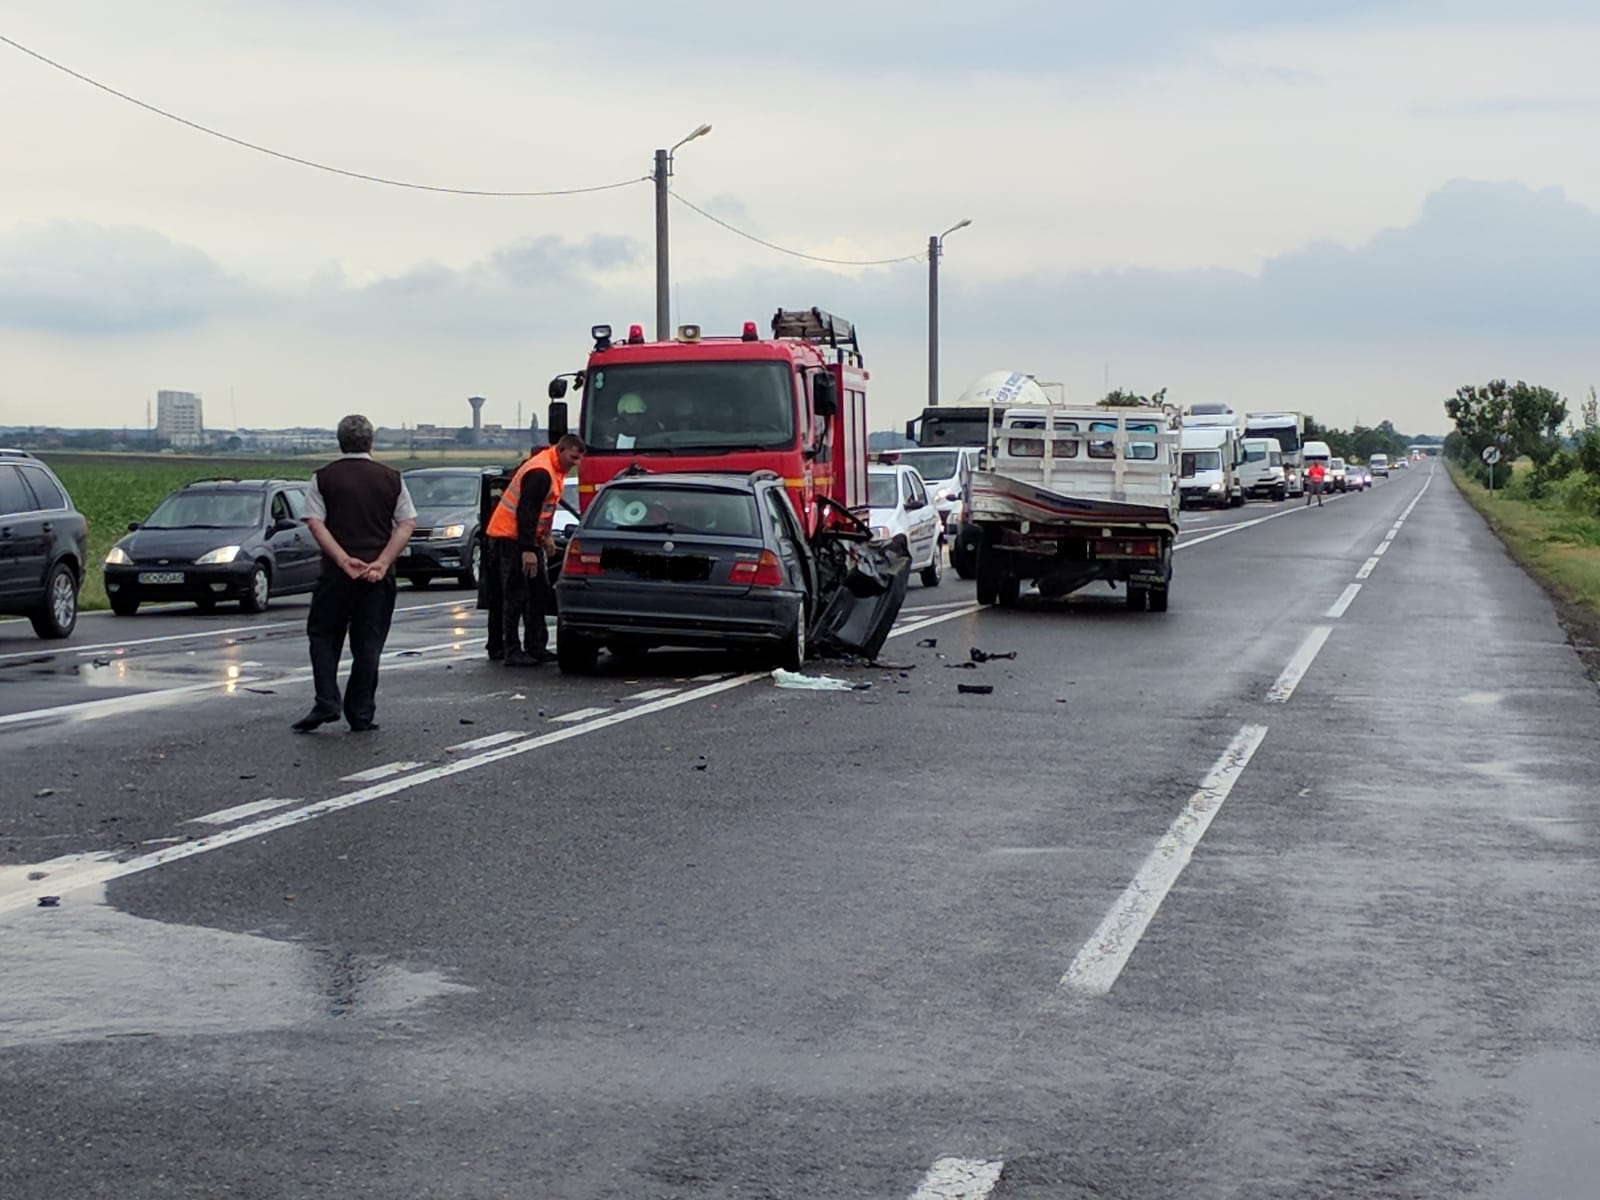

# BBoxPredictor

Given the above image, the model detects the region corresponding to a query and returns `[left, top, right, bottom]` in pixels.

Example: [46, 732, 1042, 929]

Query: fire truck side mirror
[812, 373, 838, 417]
[548, 378, 568, 400]
[903, 419, 916, 441]
[547, 401, 569, 443]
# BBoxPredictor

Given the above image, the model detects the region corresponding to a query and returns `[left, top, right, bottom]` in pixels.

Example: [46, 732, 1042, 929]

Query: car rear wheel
[29, 562, 79, 639]
[240, 564, 271, 613]
[919, 547, 942, 588]
[557, 626, 599, 674]
[776, 599, 808, 671]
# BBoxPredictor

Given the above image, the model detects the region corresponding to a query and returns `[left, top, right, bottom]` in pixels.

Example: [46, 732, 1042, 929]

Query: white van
[883, 446, 981, 540]
[1180, 426, 1244, 508]
[1369, 452, 1390, 477]
[1239, 437, 1286, 500]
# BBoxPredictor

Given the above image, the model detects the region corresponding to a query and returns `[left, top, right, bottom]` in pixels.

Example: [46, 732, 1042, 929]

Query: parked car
[554, 472, 814, 673]
[1328, 457, 1349, 492]
[867, 464, 942, 587]
[0, 449, 88, 638]
[398, 467, 492, 588]
[103, 479, 318, 615]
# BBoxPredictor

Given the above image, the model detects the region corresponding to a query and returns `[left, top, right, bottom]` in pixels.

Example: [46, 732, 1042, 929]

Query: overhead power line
[0, 33, 645, 197]
[670, 192, 926, 267]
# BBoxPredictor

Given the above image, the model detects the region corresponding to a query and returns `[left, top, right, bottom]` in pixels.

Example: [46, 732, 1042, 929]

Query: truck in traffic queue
[540, 308, 910, 660]
[1238, 436, 1287, 500]
[1244, 410, 1307, 498]
[966, 400, 1182, 612]
[1178, 424, 1245, 508]
[910, 370, 1053, 580]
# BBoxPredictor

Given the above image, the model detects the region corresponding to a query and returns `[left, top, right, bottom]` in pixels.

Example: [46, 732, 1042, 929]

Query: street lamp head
[672, 123, 713, 153]
[940, 217, 973, 242]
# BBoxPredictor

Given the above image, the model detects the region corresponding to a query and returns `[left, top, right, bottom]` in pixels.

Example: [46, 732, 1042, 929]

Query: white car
[868, 464, 942, 587]
[882, 447, 980, 540]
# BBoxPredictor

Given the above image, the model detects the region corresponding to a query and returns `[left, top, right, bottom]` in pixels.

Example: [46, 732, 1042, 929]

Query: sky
[4, 1, 1600, 440]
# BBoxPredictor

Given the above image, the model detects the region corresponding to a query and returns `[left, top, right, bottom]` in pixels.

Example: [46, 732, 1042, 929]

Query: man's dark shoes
[525, 649, 555, 664]
[347, 720, 380, 733]
[503, 651, 543, 667]
[291, 708, 342, 733]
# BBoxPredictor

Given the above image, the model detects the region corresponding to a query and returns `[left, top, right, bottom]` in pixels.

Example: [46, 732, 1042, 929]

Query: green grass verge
[38, 450, 516, 612]
[1447, 459, 1600, 623]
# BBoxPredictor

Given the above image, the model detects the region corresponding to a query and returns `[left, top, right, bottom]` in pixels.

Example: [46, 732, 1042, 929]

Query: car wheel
[776, 598, 807, 671]
[110, 594, 140, 617]
[410, 576, 430, 589]
[458, 538, 482, 589]
[29, 561, 79, 638]
[557, 626, 599, 674]
[919, 546, 942, 588]
[240, 563, 271, 613]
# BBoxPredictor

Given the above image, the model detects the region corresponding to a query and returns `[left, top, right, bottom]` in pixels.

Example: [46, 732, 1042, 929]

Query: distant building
[157, 390, 204, 448]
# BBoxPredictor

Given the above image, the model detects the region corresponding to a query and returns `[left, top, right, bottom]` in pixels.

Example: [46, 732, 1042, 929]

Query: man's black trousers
[306, 570, 398, 724]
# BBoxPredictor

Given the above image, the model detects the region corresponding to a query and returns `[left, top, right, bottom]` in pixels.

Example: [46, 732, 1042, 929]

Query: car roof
[601, 471, 773, 493]
[176, 478, 302, 490]
[402, 466, 503, 476]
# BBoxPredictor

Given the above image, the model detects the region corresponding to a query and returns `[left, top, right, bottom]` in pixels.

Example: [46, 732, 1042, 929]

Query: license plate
[137, 571, 184, 585]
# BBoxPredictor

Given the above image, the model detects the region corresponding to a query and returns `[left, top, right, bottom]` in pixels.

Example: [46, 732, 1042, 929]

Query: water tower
[467, 396, 486, 442]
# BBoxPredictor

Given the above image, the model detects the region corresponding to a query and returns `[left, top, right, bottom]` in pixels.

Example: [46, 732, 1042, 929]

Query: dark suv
[103, 479, 319, 615]
[0, 450, 88, 639]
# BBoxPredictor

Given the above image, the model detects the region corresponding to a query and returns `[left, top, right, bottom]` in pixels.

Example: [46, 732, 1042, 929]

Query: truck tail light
[728, 550, 783, 588]
[562, 539, 604, 577]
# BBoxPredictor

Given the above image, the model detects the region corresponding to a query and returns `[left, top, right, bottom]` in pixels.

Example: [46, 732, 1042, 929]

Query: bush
[1469, 457, 1514, 490]
[1576, 427, 1600, 478]
[1554, 470, 1600, 519]
[1525, 451, 1576, 499]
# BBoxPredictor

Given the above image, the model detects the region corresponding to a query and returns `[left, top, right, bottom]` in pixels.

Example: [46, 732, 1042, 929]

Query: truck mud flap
[809, 498, 911, 662]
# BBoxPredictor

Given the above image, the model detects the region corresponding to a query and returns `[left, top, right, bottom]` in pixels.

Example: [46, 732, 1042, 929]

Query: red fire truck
[546, 308, 869, 536]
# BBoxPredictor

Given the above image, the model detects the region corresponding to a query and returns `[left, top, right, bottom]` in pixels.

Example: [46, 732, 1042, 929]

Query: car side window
[271, 491, 292, 523]
[762, 487, 803, 549]
[0, 465, 33, 516]
[284, 488, 307, 519]
[909, 474, 928, 507]
[17, 465, 66, 510]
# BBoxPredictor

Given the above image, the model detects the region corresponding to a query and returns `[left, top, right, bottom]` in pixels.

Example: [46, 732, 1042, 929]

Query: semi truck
[1244, 411, 1307, 498]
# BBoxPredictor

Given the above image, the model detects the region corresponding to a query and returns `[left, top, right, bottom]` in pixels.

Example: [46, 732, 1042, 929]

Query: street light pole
[927, 218, 971, 407]
[653, 123, 712, 341]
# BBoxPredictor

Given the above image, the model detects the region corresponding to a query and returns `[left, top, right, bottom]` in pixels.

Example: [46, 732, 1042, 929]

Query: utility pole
[927, 219, 971, 407]
[652, 124, 711, 342]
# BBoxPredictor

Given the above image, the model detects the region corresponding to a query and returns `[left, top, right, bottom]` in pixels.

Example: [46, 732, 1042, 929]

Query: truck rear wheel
[975, 545, 999, 606]
[1126, 585, 1148, 611]
[997, 572, 1020, 608]
[1149, 585, 1170, 612]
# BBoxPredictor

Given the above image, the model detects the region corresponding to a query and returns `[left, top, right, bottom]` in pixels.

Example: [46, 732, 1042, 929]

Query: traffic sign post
[1482, 444, 1502, 491]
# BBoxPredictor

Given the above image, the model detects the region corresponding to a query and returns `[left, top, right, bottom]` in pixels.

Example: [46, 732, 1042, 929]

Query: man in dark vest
[292, 414, 417, 732]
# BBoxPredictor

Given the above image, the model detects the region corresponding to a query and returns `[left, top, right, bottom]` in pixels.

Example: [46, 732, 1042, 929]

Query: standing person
[292, 414, 417, 733]
[484, 434, 585, 666]
[1305, 459, 1326, 507]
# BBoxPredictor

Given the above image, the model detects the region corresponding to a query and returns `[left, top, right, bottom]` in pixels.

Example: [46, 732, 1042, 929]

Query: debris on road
[956, 683, 995, 695]
[943, 662, 978, 670]
[771, 669, 856, 692]
[916, 637, 938, 648]
[969, 647, 1017, 663]
[37, 896, 60, 908]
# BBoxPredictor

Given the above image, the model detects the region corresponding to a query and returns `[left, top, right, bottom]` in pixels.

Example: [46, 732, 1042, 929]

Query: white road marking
[899, 600, 982, 613]
[1355, 556, 1380, 580]
[892, 604, 982, 637]
[1175, 501, 1319, 550]
[625, 688, 680, 702]
[1326, 584, 1362, 619]
[189, 797, 303, 825]
[1373, 540, 1390, 557]
[0, 605, 989, 917]
[1266, 626, 1333, 703]
[448, 731, 525, 752]
[909, 1157, 1005, 1199]
[551, 706, 610, 723]
[340, 762, 425, 783]
[1062, 724, 1268, 996]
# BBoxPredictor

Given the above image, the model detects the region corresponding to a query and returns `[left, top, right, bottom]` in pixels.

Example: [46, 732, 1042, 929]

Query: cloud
[0, 221, 257, 334]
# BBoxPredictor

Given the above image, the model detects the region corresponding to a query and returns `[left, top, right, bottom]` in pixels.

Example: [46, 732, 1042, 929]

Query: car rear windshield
[143, 490, 264, 529]
[406, 474, 480, 507]
[588, 486, 760, 537]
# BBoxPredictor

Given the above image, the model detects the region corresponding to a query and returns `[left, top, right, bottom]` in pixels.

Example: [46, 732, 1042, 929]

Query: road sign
[1481, 446, 1502, 465]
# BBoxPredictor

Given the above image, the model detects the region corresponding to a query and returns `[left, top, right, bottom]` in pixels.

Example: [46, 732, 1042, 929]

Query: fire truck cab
[547, 308, 869, 537]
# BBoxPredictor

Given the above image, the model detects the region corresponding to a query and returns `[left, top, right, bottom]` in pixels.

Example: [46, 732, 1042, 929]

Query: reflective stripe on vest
[486, 448, 564, 542]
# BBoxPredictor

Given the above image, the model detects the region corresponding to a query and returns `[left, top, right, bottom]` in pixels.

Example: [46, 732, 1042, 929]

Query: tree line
[1441, 379, 1600, 513]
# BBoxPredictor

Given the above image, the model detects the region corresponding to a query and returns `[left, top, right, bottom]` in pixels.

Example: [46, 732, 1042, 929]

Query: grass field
[38, 449, 516, 612]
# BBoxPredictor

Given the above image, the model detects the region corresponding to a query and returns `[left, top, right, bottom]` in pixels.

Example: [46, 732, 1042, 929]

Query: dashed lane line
[188, 797, 303, 826]
[551, 706, 610, 724]
[448, 731, 525, 753]
[1061, 724, 1269, 997]
[1326, 584, 1362, 620]
[908, 1156, 1005, 1199]
[341, 762, 426, 783]
[1266, 626, 1333, 704]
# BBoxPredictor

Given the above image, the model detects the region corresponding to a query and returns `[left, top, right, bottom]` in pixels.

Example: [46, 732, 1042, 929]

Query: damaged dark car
[552, 471, 908, 674]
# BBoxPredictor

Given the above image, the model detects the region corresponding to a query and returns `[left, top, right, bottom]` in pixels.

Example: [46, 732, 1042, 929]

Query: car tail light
[562, 539, 604, 577]
[728, 550, 783, 587]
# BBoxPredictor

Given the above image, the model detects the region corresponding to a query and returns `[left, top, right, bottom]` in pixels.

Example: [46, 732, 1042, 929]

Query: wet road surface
[5, 466, 1600, 1198]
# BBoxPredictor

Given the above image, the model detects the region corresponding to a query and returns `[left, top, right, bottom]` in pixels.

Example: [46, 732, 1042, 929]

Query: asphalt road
[4, 463, 1600, 1199]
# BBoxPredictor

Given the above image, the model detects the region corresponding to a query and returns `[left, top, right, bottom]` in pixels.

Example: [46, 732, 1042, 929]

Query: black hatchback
[0, 450, 88, 639]
[554, 472, 816, 673]
[103, 479, 320, 615]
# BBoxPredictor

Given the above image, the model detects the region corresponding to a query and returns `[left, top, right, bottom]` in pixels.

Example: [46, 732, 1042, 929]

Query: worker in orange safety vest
[484, 434, 585, 665]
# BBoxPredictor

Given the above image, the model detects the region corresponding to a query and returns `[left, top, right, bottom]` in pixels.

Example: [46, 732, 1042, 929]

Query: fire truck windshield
[582, 361, 796, 453]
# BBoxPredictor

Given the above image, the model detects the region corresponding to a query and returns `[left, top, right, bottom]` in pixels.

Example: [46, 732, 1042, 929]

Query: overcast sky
[4, 1, 1599, 438]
